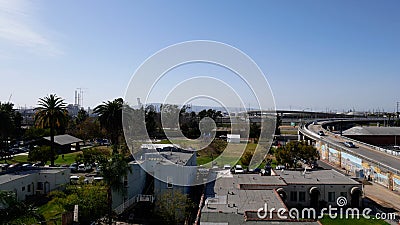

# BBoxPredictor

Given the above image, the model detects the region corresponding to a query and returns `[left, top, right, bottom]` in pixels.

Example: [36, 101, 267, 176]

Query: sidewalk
[364, 182, 400, 212]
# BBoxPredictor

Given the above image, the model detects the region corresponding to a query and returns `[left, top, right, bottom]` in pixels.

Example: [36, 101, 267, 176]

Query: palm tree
[94, 98, 123, 153]
[98, 153, 131, 224]
[35, 94, 68, 166]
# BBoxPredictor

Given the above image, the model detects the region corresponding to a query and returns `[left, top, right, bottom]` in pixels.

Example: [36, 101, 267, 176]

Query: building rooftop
[274, 169, 360, 185]
[140, 144, 195, 166]
[43, 134, 82, 145]
[0, 168, 67, 185]
[235, 174, 287, 187]
[343, 126, 400, 136]
[203, 175, 286, 215]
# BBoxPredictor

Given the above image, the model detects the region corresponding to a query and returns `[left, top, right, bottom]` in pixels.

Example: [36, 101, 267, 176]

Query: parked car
[223, 164, 231, 170]
[0, 163, 9, 172]
[69, 163, 78, 172]
[276, 165, 286, 170]
[32, 162, 45, 167]
[344, 141, 356, 148]
[318, 131, 325, 136]
[234, 165, 244, 174]
[70, 175, 88, 184]
[93, 177, 104, 183]
[78, 163, 91, 172]
[8, 163, 22, 171]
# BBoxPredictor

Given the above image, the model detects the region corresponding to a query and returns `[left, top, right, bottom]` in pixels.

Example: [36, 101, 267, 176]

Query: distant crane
[8, 94, 12, 103]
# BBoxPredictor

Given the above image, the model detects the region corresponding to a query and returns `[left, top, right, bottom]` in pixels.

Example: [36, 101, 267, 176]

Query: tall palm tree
[94, 98, 123, 153]
[98, 153, 131, 224]
[35, 94, 68, 166]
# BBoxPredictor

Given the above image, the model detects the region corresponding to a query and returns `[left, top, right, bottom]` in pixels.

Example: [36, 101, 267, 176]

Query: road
[308, 123, 400, 172]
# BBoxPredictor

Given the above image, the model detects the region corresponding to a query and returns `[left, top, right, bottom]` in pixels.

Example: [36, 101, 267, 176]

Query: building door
[351, 188, 361, 208]
[310, 187, 320, 209]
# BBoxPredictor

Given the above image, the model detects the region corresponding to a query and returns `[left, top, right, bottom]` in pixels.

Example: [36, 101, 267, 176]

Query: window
[37, 182, 43, 190]
[22, 186, 25, 192]
[167, 176, 173, 188]
[328, 192, 336, 202]
[299, 191, 306, 202]
[340, 192, 347, 198]
[290, 191, 297, 202]
[124, 175, 128, 187]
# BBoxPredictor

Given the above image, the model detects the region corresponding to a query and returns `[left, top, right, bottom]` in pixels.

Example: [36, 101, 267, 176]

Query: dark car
[344, 141, 356, 148]
[69, 163, 78, 173]
[8, 163, 22, 170]
[318, 131, 325, 136]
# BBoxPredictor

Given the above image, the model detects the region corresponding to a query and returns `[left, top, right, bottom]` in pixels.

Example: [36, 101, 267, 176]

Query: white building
[112, 161, 147, 212]
[0, 168, 70, 201]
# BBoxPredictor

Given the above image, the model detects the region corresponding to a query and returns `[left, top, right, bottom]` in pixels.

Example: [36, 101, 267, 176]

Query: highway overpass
[298, 118, 400, 192]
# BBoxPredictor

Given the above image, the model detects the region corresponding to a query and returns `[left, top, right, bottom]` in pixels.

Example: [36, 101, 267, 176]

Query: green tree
[0, 191, 44, 224]
[28, 145, 52, 164]
[155, 189, 194, 225]
[73, 117, 104, 142]
[94, 98, 123, 153]
[35, 94, 68, 166]
[0, 102, 22, 161]
[275, 141, 319, 168]
[249, 123, 261, 140]
[145, 105, 159, 138]
[23, 127, 51, 140]
[76, 108, 88, 124]
[98, 153, 131, 224]
[48, 185, 108, 224]
[240, 150, 253, 166]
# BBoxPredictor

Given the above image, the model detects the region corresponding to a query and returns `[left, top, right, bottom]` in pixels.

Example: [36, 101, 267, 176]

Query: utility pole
[397, 101, 399, 119]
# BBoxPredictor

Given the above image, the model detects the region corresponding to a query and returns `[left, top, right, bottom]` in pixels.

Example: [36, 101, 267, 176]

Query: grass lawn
[54, 151, 82, 165]
[7, 151, 82, 165]
[319, 215, 390, 225]
[196, 143, 275, 168]
[6, 146, 112, 166]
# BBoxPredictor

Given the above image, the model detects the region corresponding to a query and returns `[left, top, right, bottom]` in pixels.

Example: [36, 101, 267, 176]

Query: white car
[276, 165, 286, 170]
[234, 165, 244, 174]
[70, 175, 88, 184]
[78, 163, 91, 172]
[93, 177, 104, 183]
[70, 175, 80, 184]
[223, 164, 231, 170]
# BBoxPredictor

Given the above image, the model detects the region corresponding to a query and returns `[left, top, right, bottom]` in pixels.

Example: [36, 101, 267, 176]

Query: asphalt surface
[308, 123, 400, 172]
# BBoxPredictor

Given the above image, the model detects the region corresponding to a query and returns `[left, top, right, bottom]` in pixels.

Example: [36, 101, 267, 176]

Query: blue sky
[0, 0, 399, 112]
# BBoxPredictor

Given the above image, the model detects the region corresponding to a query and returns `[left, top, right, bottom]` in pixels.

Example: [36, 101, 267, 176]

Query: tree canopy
[275, 141, 319, 168]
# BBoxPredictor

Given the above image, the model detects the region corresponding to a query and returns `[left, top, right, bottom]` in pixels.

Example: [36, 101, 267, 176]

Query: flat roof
[343, 126, 400, 136]
[235, 174, 287, 187]
[43, 134, 82, 145]
[274, 169, 360, 185]
[203, 173, 287, 214]
[0, 169, 67, 185]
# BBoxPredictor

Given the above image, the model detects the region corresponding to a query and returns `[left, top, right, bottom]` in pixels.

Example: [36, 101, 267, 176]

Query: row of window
[20, 182, 44, 192]
[290, 191, 306, 202]
[289, 191, 347, 202]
